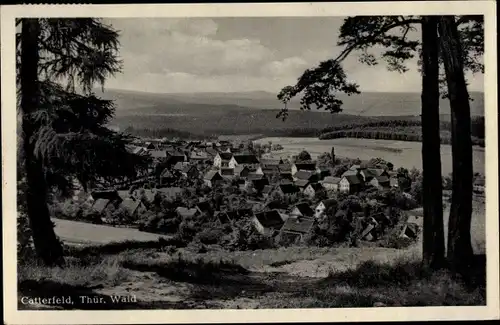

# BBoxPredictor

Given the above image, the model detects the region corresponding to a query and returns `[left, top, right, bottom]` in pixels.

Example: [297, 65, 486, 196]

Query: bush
[195, 228, 225, 245]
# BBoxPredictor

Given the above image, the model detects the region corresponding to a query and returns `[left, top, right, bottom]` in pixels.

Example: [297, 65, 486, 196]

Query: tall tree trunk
[420, 16, 446, 269]
[438, 16, 474, 274]
[20, 19, 64, 266]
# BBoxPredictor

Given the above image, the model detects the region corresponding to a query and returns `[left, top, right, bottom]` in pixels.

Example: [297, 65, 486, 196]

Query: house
[117, 190, 133, 201]
[143, 142, 156, 150]
[119, 198, 147, 218]
[220, 167, 235, 179]
[290, 202, 315, 219]
[291, 162, 317, 176]
[317, 166, 332, 180]
[339, 174, 364, 193]
[203, 170, 224, 188]
[213, 152, 233, 168]
[166, 153, 186, 166]
[173, 161, 189, 172]
[368, 175, 390, 189]
[473, 178, 485, 193]
[315, 199, 337, 219]
[90, 189, 121, 202]
[189, 151, 210, 164]
[294, 179, 310, 191]
[91, 198, 113, 214]
[205, 147, 219, 159]
[133, 189, 158, 204]
[159, 168, 175, 185]
[252, 210, 286, 236]
[156, 187, 183, 201]
[261, 165, 281, 179]
[149, 150, 167, 161]
[360, 168, 389, 183]
[126, 145, 148, 156]
[181, 165, 199, 179]
[175, 207, 199, 219]
[304, 183, 325, 199]
[279, 216, 315, 244]
[321, 176, 341, 192]
[274, 183, 300, 197]
[229, 154, 260, 169]
[234, 165, 250, 178]
[293, 170, 318, 182]
[389, 176, 399, 188]
[245, 173, 269, 192]
[260, 158, 283, 166]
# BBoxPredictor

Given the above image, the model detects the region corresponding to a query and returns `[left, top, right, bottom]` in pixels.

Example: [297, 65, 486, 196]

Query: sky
[104, 17, 484, 94]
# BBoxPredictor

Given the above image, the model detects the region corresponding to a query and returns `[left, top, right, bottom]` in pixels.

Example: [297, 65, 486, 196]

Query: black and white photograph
[2, 2, 499, 324]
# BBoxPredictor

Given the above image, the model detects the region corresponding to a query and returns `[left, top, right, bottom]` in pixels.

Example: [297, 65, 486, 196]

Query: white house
[228, 154, 260, 169]
[321, 176, 341, 192]
[213, 152, 233, 168]
[339, 174, 363, 193]
[303, 183, 325, 199]
[314, 199, 337, 219]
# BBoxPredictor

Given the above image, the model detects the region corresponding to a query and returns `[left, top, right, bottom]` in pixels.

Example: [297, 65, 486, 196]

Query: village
[56, 134, 451, 249]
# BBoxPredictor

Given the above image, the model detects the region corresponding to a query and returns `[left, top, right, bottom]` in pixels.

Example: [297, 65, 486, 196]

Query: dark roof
[294, 179, 310, 188]
[254, 210, 285, 229]
[120, 198, 142, 215]
[196, 201, 212, 213]
[204, 170, 223, 181]
[319, 198, 337, 210]
[182, 165, 197, 174]
[281, 217, 314, 234]
[343, 174, 363, 185]
[218, 152, 233, 160]
[294, 162, 316, 171]
[247, 173, 265, 181]
[160, 168, 174, 178]
[291, 203, 314, 218]
[307, 183, 324, 192]
[279, 183, 300, 194]
[322, 176, 341, 184]
[261, 166, 280, 174]
[294, 170, 315, 180]
[220, 168, 234, 176]
[205, 148, 218, 156]
[233, 154, 260, 164]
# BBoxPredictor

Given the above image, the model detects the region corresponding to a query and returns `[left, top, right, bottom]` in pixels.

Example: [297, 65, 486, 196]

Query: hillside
[97, 88, 485, 117]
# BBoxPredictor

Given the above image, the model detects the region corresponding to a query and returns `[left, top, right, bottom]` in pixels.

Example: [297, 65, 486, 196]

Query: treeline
[320, 116, 485, 140]
[122, 126, 207, 140]
[320, 130, 485, 147]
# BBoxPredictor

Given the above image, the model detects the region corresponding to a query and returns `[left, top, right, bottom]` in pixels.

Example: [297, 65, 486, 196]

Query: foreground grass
[18, 242, 486, 309]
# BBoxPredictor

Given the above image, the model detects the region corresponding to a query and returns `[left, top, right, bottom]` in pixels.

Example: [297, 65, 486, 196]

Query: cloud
[105, 18, 484, 94]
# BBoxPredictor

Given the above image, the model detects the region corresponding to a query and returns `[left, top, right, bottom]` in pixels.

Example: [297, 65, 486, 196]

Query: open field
[53, 218, 171, 245]
[255, 137, 486, 175]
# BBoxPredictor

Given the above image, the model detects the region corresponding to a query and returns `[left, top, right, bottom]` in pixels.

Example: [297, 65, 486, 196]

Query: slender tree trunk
[420, 16, 446, 269]
[438, 16, 474, 274]
[20, 19, 65, 266]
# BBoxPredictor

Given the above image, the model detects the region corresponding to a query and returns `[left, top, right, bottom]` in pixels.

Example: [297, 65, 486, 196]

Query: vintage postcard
[2, 1, 499, 324]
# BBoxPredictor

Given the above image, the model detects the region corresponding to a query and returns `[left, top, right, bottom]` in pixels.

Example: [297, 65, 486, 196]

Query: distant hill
[96, 88, 484, 117]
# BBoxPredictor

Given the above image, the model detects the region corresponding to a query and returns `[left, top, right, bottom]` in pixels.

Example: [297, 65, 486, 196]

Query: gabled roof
[220, 168, 234, 176]
[233, 154, 260, 164]
[291, 202, 314, 218]
[234, 165, 249, 175]
[294, 179, 310, 188]
[375, 175, 390, 183]
[182, 165, 197, 174]
[278, 183, 300, 194]
[254, 210, 285, 229]
[92, 198, 111, 213]
[117, 190, 133, 201]
[318, 198, 337, 210]
[342, 174, 363, 185]
[91, 189, 120, 201]
[190, 151, 209, 159]
[247, 173, 265, 181]
[322, 176, 341, 184]
[307, 183, 324, 192]
[160, 168, 174, 178]
[294, 170, 315, 180]
[149, 150, 167, 159]
[218, 152, 233, 160]
[293, 162, 316, 171]
[120, 198, 142, 215]
[205, 148, 218, 157]
[260, 158, 283, 166]
[281, 217, 315, 234]
[341, 169, 359, 177]
[204, 170, 223, 181]
[173, 161, 188, 171]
